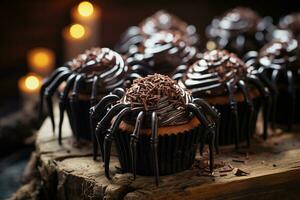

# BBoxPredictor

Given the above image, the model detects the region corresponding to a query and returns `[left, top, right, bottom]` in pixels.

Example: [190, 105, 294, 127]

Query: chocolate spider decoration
[178, 50, 272, 149]
[90, 74, 218, 185]
[125, 30, 201, 79]
[116, 10, 200, 54]
[39, 47, 128, 143]
[206, 7, 274, 56]
[243, 36, 300, 130]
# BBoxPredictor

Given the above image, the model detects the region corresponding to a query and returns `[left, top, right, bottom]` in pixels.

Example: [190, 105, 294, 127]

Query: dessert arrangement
[40, 8, 300, 186]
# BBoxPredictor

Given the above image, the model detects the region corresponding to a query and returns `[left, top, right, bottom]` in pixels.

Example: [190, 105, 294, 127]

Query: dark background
[0, 0, 299, 114]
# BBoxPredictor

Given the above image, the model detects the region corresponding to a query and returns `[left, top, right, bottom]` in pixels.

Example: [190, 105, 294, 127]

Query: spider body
[39, 48, 128, 144]
[90, 74, 218, 185]
[125, 30, 201, 79]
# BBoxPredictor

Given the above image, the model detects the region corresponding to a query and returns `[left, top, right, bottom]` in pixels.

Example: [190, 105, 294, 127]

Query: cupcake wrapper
[216, 97, 262, 145]
[65, 99, 92, 141]
[114, 125, 204, 176]
[271, 87, 300, 125]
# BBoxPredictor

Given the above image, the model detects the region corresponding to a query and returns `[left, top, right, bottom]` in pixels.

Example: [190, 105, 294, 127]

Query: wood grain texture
[12, 111, 300, 200]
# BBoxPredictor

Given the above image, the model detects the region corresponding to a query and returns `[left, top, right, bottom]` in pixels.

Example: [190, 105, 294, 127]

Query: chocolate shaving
[234, 168, 249, 176]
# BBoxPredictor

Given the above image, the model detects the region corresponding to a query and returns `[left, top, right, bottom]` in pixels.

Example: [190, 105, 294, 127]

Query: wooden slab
[33, 113, 300, 200]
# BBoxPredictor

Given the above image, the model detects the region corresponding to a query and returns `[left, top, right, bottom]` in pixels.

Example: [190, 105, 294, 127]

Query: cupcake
[116, 10, 200, 54]
[178, 50, 271, 148]
[91, 74, 218, 185]
[39, 48, 128, 144]
[245, 37, 300, 130]
[126, 30, 201, 79]
[279, 13, 300, 42]
[206, 7, 274, 56]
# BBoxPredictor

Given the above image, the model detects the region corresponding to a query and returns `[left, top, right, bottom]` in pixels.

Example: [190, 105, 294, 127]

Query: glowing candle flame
[69, 24, 86, 39]
[77, 1, 94, 17]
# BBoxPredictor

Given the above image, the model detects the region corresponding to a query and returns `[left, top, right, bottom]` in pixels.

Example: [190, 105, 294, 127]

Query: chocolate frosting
[179, 50, 247, 97]
[67, 47, 128, 93]
[279, 13, 300, 37]
[121, 74, 193, 126]
[206, 7, 274, 53]
[116, 10, 199, 54]
[258, 39, 299, 69]
[139, 10, 199, 46]
[127, 30, 200, 76]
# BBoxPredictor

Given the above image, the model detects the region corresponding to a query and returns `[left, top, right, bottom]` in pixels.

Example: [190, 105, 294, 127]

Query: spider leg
[44, 70, 72, 133]
[187, 103, 215, 173]
[248, 75, 271, 140]
[95, 103, 129, 161]
[104, 107, 131, 179]
[70, 74, 85, 141]
[111, 88, 125, 98]
[58, 74, 77, 145]
[237, 80, 254, 147]
[286, 70, 295, 131]
[130, 111, 144, 180]
[151, 112, 159, 186]
[225, 82, 240, 149]
[257, 72, 278, 129]
[90, 94, 120, 160]
[271, 69, 280, 127]
[39, 66, 69, 120]
[193, 98, 220, 153]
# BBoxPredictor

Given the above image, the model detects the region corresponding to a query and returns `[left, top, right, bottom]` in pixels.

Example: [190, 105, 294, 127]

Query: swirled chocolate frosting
[206, 7, 273, 53]
[127, 30, 200, 76]
[67, 47, 128, 92]
[139, 10, 199, 46]
[116, 10, 199, 54]
[279, 13, 300, 37]
[258, 39, 299, 69]
[179, 50, 247, 97]
[121, 74, 193, 126]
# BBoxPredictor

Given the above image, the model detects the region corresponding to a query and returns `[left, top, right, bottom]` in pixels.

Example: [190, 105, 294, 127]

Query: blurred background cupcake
[206, 7, 275, 56]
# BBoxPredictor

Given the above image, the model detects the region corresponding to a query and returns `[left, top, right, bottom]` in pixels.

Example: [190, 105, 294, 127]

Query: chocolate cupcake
[39, 47, 128, 143]
[178, 50, 271, 148]
[206, 7, 274, 56]
[91, 74, 218, 185]
[126, 30, 201, 79]
[279, 13, 300, 42]
[116, 10, 200, 54]
[244, 37, 300, 130]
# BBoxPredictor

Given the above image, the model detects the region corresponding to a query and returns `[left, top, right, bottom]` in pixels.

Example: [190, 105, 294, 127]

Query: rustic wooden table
[13, 112, 300, 200]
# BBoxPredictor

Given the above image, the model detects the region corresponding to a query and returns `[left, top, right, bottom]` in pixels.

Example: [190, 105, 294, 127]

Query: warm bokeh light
[19, 73, 42, 94]
[28, 48, 55, 73]
[77, 1, 94, 17]
[25, 75, 40, 90]
[206, 41, 217, 51]
[69, 24, 86, 39]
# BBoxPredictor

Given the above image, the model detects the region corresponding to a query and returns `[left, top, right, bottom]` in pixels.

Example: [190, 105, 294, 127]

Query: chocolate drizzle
[122, 74, 192, 126]
[68, 47, 128, 92]
[179, 50, 247, 97]
[258, 39, 299, 69]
